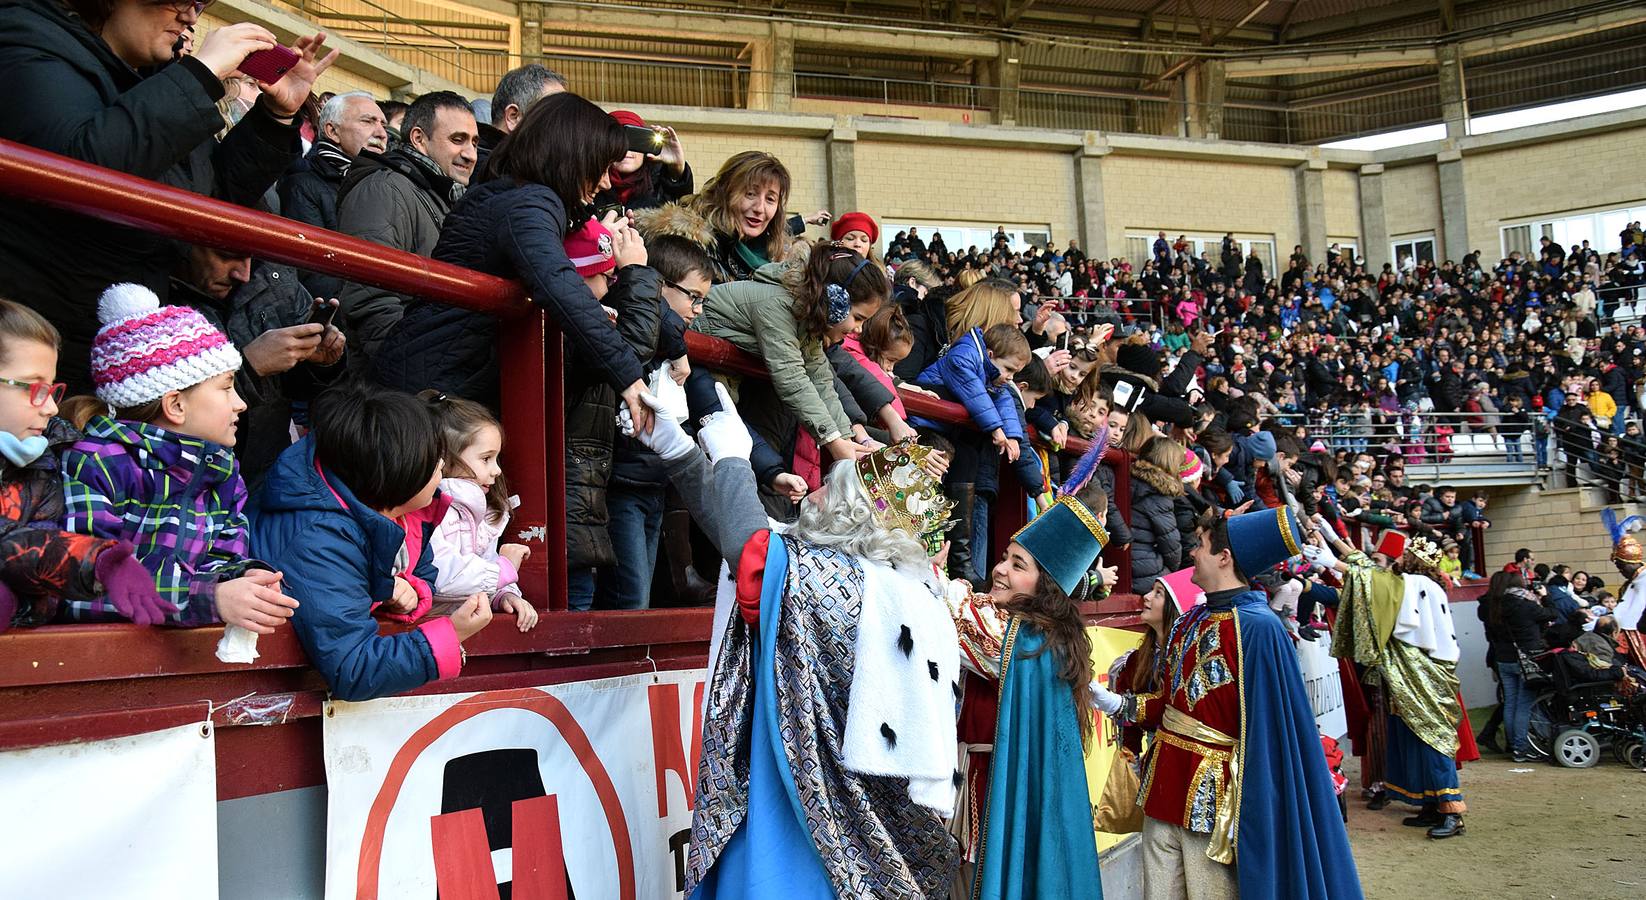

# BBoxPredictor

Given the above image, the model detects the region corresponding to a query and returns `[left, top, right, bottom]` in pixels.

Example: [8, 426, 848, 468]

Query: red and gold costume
[1130, 600, 1243, 855]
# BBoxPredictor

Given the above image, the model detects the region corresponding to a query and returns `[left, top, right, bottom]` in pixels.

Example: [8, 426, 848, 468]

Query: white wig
[793, 460, 938, 583]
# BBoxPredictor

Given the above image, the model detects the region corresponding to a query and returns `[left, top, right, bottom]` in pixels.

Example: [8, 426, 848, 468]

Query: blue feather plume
[1603, 508, 1644, 543]
[1059, 425, 1111, 498]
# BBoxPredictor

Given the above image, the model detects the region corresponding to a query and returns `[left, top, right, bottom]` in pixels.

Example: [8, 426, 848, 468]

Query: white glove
[619, 391, 696, 461]
[1302, 540, 1340, 571]
[697, 383, 754, 464]
[1087, 680, 1124, 716]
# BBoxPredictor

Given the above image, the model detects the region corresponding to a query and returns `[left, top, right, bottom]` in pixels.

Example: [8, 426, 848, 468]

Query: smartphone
[305, 298, 338, 330]
[623, 124, 664, 155]
[240, 45, 300, 84]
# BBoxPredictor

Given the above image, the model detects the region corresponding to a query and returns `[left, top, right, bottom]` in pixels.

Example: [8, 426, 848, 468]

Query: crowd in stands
[0, 0, 1641, 704]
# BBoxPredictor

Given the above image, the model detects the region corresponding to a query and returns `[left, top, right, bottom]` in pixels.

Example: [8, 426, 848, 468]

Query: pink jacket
[428, 478, 521, 606]
[841, 333, 905, 417]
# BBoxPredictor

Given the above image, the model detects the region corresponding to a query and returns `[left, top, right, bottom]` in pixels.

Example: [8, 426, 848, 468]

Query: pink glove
[95, 543, 177, 626]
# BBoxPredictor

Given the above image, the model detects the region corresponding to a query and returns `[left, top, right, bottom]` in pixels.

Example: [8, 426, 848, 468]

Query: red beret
[830, 211, 879, 246]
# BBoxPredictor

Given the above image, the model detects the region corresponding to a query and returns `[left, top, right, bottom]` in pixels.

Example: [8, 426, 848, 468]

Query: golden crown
[1406, 535, 1443, 567]
[856, 438, 954, 554]
[1614, 533, 1644, 565]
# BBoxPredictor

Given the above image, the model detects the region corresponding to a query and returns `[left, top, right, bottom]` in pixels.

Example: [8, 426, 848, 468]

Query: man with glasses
[0, 0, 335, 392]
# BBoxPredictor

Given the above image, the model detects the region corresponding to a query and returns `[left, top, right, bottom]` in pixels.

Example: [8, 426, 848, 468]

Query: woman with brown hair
[685, 151, 796, 282]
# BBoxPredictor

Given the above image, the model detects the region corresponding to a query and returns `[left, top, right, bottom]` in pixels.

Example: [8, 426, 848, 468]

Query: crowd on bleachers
[0, 0, 1642, 703]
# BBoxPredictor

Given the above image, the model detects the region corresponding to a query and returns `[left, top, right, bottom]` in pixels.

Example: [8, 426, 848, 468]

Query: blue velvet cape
[1226, 589, 1364, 900]
[972, 617, 1104, 900]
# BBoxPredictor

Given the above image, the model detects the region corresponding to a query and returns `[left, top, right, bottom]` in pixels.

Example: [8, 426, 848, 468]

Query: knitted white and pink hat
[91, 283, 242, 408]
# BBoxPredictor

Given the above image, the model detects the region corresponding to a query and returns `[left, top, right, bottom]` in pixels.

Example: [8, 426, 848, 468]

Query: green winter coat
[691, 261, 853, 445]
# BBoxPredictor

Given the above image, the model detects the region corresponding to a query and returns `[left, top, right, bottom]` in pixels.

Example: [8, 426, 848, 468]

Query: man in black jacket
[335, 91, 476, 366]
[0, 0, 332, 392]
[278, 91, 388, 296]
[170, 245, 345, 488]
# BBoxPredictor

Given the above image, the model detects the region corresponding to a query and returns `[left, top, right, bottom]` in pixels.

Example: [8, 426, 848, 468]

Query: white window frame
[1123, 231, 1276, 276]
[881, 221, 1053, 255]
[1499, 202, 1646, 260]
[1391, 235, 1437, 271]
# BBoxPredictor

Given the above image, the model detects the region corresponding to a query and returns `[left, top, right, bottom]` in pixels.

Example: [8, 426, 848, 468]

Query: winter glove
[620, 390, 696, 461]
[1087, 680, 1124, 716]
[1302, 539, 1340, 571]
[698, 383, 754, 465]
[95, 542, 177, 626]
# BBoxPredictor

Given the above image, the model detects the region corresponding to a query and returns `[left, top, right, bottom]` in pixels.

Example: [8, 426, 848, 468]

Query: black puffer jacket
[563, 265, 666, 568]
[1128, 458, 1184, 593]
[894, 284, 956, 382]
[336, 147, 458, 365]
[1483, 587, 1556, 662]
[0, 0, 299, 392]
[374, 178, 645, 408]
[277, 140, 350, 298]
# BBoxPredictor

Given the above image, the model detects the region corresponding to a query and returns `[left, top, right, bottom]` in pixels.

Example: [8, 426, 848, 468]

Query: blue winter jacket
[912, 328, 1024, 440]
[252, 437, 460, 701]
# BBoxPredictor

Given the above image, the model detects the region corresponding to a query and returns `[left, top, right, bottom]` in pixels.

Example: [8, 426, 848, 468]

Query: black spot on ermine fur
[898, 625, 914, 657]
[881, 722, 897, 747]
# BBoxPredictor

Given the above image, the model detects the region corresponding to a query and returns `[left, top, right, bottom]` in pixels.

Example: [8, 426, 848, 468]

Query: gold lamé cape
[1330, 553, 1462, 757]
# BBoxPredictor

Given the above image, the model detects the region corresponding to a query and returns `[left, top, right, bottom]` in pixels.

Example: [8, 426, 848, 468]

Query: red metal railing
[0, 139, 1140, 785]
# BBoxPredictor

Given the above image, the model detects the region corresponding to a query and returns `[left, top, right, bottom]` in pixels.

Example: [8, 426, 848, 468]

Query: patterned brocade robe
[1133, 599, 1243, 852]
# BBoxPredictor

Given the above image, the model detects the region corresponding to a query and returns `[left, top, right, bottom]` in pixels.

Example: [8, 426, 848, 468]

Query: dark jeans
[596, 485, 665, 610]
[567, 568, 595, 611]
[1497, 660, 1533, 755]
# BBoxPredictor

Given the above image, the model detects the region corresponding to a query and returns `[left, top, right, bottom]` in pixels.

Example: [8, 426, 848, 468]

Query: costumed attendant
[944, 439, 1118, 900]
[1313, 524, 1468, 839]
[1090, 507, 1362, 900]
[1605, 509, 1646, 664]
[622, 385, 964, 899]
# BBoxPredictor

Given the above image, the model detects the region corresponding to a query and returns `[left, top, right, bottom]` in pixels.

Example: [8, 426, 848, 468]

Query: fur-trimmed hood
[631, 202, 717, 250]
[1131, 457, 1185, 497]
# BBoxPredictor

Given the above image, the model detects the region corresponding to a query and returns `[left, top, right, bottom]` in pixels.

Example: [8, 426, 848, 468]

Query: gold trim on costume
[1163, 706, 1235, 747]
[1059, 496, 1110, 545]
[1205, 611, 1248, 866]
[1278, 506, 1302, 558]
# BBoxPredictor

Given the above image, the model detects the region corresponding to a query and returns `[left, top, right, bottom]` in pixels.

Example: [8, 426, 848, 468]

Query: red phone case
[240, 45, 299, 83]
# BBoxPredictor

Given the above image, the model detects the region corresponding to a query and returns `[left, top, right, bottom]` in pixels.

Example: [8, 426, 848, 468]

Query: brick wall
[853, 141, 1077, 241]
[1381, 161, 1443, 243]
[1323, 167, 1361, 244]
[1462, 123, 1646, 255]
[1100, 155, 1300, 259]
[1481, 486, 1644, 578]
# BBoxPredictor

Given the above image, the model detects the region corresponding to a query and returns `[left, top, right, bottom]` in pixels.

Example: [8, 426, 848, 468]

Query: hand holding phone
[305, 298, 339, 330]
[239, 44, 300, 84]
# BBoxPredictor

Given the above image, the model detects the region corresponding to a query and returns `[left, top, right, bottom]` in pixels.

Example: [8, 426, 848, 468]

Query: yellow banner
[1084, 625, 1146, 852]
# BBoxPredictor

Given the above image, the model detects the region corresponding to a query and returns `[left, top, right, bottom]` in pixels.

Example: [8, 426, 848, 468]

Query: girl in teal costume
[951, 472, 1115, 900]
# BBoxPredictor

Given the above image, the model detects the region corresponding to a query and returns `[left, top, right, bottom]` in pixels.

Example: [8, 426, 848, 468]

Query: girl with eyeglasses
[0, 0, 336, 393]
[0, 298, 174, 632]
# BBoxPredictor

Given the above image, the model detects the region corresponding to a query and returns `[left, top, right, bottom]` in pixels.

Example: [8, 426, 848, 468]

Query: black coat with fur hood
[1128, 457, 1185, 593]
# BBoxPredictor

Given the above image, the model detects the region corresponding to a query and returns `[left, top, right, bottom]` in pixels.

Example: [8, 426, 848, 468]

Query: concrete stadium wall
[1099, 155, 1302, 259]
[1481, 485, 1644, 579]
[1380, 161, 1443, 245]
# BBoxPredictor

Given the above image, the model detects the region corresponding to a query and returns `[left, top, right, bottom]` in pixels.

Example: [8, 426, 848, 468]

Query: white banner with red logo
[0, 721, 219, 899]
[323, 670, 706, 900]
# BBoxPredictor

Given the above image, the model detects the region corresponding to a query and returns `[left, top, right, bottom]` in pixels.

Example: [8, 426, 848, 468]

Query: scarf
[312, 138, 353, 177]
[400, 145, 466, 205]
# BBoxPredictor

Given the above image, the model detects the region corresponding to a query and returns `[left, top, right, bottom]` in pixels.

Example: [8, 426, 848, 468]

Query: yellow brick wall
[1323, 167, 1361, 242]
[666, 129, 831, 226]
[1381, 161, 1442, 242]
[854, 141, 1077, 242]
[791, 98, 992, 126]
[1463, 124, 1646, 256]
[1099, 155, 1299, 255]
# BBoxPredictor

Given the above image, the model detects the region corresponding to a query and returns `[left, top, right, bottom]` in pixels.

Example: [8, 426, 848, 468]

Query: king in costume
[1321, 531, 1468, 838]
[1605, 510, 1646, 666]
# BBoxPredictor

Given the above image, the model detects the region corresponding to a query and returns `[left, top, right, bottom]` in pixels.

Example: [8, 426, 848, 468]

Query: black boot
[1365, 790, 1390, 810]
[1427, 814, 1465, 839]
[1402, 803, 1441, 827]
[945, 484, 976, 585]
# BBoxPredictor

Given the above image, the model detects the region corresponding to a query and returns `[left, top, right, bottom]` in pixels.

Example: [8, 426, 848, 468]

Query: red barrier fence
[0, 139, 1141, 777]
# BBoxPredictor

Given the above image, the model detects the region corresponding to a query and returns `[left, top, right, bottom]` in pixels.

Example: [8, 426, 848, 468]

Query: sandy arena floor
[1345, 748, 1646, 899]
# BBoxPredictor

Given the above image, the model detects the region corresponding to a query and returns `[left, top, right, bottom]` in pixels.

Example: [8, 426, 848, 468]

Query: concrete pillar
[1295, 156, 1328, 266]
[519, 2, 543, 61]
[1186, 61, 1226, 139]
[747, 23, 794, 112]
[1073, 132, 1112, 259]
[826, 118, 857, 214]
[1437, 147, 1469, 263]
[990, 39, 1022, 126]
[1437, 44, 1469, 139]
[1358, 163, 1390, 271]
